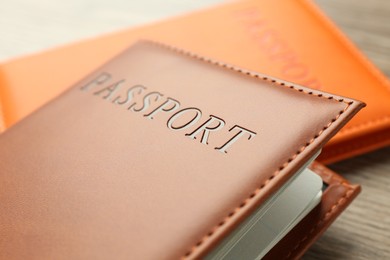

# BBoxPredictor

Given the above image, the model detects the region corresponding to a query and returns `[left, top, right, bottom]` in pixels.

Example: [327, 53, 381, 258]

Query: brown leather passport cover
[0, 41, 364, 259]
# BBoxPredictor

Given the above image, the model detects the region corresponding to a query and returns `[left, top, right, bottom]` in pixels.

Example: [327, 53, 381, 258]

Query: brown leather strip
[263, 162, 361, 259]
[320, 126, 390, 163]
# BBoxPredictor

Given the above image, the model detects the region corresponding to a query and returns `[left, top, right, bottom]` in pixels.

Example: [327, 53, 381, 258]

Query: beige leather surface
[0, 41, 364, 259]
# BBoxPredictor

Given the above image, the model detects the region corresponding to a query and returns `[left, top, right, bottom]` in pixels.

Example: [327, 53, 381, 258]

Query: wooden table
[306, 1, 390, 259]
[1, 0, 389, 259]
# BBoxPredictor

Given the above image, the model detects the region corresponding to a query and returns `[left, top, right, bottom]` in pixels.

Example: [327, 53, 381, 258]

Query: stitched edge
[283, 185, 354, 259]
[322, 130, 390, 159]
[180, 103, 347, 258]
[300, 0, 390, 145]
[139, 40, 353, 259]
[143, 40, 351, 106]
[337, 115, 390, 135]
[146, 38, 389, 163]
[321, 116, 390, 162]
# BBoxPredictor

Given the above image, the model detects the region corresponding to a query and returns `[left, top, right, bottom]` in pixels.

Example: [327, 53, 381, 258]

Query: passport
[0, 0, 389, 163]
[0, 41, 364, 259]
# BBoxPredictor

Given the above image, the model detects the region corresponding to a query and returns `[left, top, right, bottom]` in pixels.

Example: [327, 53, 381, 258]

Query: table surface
[1, 0, 389, 259]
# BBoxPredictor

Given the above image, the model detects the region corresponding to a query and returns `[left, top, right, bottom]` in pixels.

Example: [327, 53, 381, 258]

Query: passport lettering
[80, 72, 257, 154]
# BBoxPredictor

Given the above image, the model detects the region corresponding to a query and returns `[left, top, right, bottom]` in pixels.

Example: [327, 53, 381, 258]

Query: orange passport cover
[0, 0, 389, 164]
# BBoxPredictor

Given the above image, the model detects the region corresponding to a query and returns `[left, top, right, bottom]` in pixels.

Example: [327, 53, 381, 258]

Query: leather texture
[264, 161, 361, 259]
[0, 0, 389, 164]
[0, 41, 364, 259]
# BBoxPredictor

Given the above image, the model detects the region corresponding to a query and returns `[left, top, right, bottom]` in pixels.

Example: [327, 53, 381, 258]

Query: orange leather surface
[0, 41, 363, 259]
[0, 0, 389, 163]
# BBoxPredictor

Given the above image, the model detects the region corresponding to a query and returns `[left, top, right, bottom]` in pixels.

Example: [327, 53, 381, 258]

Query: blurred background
[0, 0, 222, 60]
[1, 0, 389, 259]
[1, 0, 389, 73]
